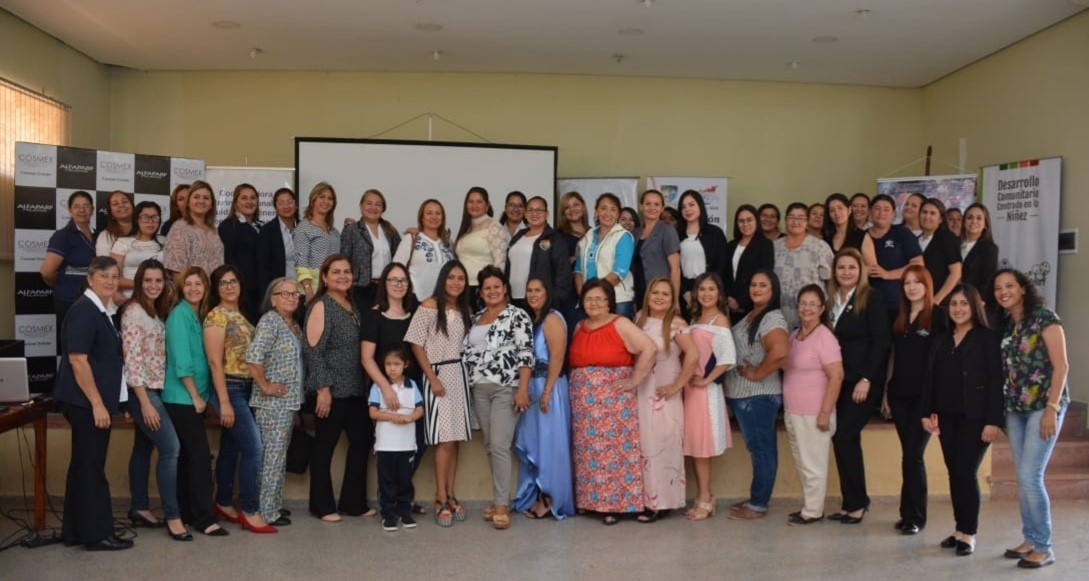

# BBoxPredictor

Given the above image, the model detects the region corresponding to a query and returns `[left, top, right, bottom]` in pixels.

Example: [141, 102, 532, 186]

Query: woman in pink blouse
[164, 180, 224, 286]
[781, 284, 844, 525]
[122, 259, 191, 540]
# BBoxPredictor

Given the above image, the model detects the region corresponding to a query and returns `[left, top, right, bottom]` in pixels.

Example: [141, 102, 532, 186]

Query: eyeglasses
[387, 277, 408, 286]
[272, 291, 302, 299]
[275, 199, 296, 207]
[138, 214, 161, 222]
[526, 208, 548, 215]
[798, 301, 824, 309]
[506, 203, 525, 210]
[218, 279, 240, 288]
[70, 204, 93, 211]
[583, 296, 609, 304]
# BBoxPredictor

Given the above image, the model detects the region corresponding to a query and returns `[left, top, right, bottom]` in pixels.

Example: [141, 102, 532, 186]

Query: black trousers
[61, 404, 114, 545]
[937, 413, 989, 535]
[832, 378, 884, 512]
[888, 394, 931, 526]
[165, 402, 216, 530]
[377, 451, 416, 519]
[309, 397, 374, 517]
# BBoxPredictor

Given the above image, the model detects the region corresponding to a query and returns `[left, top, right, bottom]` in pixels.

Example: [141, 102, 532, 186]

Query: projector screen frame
[294, 137, 560, 233]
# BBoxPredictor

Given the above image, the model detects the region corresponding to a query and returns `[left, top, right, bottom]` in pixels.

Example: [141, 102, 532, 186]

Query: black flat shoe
[202, 524, 230, 537]
[893, 519, 905, 530]
[1004, 547, 1031, 559]
[1017, 553, 1055, 569]
[85, 536, 134, 551]
[941, 535, 958, 549]
[637, 509, 670, 523]
[168, 529, 193, 542]
[839, 508, 867, 525]
[956, 541, 975, 556]
[128, 509, 164, 528]
[270, 516, 292, 526]
[901, 523, 922, 535]
[828, 512, 848, 521]
[278, 508, 292, 517]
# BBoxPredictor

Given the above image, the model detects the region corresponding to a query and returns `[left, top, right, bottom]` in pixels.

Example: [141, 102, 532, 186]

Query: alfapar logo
[16, 203, 52, 213]
[59, 163, 95, 173]
[29, 372, 55, 383]
[17, 289, 52, 299]
[137, 170, 168, 180]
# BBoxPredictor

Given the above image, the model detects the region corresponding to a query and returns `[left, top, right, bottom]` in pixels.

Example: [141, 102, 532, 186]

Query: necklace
[796, 323, 820, 341]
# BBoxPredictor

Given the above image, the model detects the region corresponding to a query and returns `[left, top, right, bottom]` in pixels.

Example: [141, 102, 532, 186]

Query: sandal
[435, 502, 454, 527]
[482, 505, 496, 522]
[602, 514, 620, 526]
[492, 511, 511, 530]
[412, 503, 427, 515]
[448, 497, 467, 522]
[686, 500, 716, 521]
[637, 509, 669, 523]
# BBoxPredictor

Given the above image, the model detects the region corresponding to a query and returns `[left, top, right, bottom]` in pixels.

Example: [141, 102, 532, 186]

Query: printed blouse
[1001, 306, 1069, 412]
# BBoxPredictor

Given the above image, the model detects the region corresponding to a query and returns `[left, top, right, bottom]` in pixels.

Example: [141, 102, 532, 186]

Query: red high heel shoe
[239, 513, 278, 534]
[214, 504, 240, 524]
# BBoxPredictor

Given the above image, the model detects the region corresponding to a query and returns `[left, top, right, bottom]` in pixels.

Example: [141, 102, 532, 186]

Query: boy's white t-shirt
[368, 380, 423, 452]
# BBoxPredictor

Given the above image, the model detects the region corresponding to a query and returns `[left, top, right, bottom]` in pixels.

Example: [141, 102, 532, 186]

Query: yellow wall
[922, 11, 1089, 404]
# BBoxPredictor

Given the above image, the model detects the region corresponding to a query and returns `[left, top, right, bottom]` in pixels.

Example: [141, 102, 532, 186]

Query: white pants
[784, 412, 836, 519]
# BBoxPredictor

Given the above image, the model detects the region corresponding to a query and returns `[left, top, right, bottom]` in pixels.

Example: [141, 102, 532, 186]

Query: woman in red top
[568, 279, 657, 525]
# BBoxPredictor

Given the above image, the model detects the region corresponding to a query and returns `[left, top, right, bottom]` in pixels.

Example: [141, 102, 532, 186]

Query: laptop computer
[0, 358, 31, 404]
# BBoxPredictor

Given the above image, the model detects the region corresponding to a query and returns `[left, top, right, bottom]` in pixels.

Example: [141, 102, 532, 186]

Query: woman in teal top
[163, 266, 228, 537]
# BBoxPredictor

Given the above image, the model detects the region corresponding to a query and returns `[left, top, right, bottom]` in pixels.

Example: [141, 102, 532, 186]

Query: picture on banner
[645, 177, 729, 232]
[205, 166, 295, 225]
[981, 157, 1062, 307]
[14, 142, 205, 393]
[555, 177, 639, 224]
[876, 174, 977, 224]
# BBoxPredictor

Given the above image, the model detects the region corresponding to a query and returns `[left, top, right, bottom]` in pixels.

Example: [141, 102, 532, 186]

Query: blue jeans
[213, 379, 264, 515]
[1006, 406, 1065, 554]
[729, 394, 782, 510]
[128, 389, 181, 520]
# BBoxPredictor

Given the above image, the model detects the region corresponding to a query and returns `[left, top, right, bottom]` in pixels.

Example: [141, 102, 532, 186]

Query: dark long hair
[689, 272, 729, 321]
[677, 189, 709, 239]
[989, 268, 1043, 318]
[125, 259, 172, 321]
[946, 284, 990, 330]
[731, 204, 758, 242]
[456, 186, 493, 243]
[797, 284, 831, 330]
[821, 193, 859, 242]
[132, 201, 164, 249]
[961, 203, 994, 244]
[209, 264, 253, 324]
[499, 191, 527, 227]
[311, 253, 353, 308]
[433, 260, 472, 337]
[374, 262, 418, 313]
[525, 277, 554, 325]
[745, 270, 782, 346]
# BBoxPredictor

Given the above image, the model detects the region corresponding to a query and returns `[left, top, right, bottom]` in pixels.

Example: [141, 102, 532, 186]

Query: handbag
[285, 413, 314, 474]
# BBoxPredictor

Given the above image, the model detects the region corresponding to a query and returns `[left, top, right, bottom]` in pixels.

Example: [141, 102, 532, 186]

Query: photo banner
[645, 176, 729, 232]
[14, 142, 205, 393]
[205, 166, 295, 225]
[981, 157, 1062, 307]
[556, 177, 639, 224]
[876, 174, 978, 224]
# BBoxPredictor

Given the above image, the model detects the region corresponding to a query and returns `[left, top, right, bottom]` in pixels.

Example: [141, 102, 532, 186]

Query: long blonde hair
[635, 277, 678, 355]
[304, 182, 337, 229]
[556, 191, 589, 236]
[826, 248, 872, 315]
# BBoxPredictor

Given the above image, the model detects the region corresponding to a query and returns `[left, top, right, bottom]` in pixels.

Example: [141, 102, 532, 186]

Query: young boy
[368, 344, 424, 531]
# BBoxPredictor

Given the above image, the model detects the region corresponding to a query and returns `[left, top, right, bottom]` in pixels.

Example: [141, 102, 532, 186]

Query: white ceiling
[4, 0, 1085, 88]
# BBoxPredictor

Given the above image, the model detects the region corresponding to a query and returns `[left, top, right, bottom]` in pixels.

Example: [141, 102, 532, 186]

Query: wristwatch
[1046, 401, 1061, 413]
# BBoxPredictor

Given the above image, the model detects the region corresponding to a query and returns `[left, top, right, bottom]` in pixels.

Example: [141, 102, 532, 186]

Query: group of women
[42, 184, 1067, 568]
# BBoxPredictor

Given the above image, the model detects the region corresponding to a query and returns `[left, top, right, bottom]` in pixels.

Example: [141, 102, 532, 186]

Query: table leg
[33, 413, 46, 531]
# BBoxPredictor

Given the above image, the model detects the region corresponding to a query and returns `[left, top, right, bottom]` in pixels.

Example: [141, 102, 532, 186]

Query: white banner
[556, 177, 639, 224]
[205, 166, 295, 225]
[982, 157, 1062, 307]
[645, 176, 729, 231]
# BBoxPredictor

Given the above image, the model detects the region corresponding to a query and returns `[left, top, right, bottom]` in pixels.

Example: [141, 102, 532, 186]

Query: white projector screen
[296, 138, 558, 234]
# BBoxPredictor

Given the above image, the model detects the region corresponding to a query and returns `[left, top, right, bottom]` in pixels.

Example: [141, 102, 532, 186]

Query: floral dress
[637, 317, 687, 510]
[568, 317, 642, 513]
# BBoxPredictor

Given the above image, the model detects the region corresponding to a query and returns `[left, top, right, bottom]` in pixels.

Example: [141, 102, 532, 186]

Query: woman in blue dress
[512, 277, 575, 519]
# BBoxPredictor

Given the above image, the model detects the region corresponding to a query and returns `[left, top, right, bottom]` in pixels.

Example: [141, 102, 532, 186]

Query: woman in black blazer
[506, 196, 573, 310]
[219, 183, 264, 320]
[256, 188, 297, 299]
[724, 205, 775, 324]
[53, 256, 133, 551]
[827, 248, 891, 524]
[677, 190, 731, 320]
[921, 284, 1004, 556]
[959, 203, 999, 291]
[918, 198, 962, 305]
